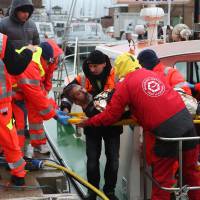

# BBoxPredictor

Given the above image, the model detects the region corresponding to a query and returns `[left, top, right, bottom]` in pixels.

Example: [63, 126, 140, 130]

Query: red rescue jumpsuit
[0, 33, 26, 178]
[42, 39, 63, 93]
[27, 41, 62, 147]
[145, 62, 193, 197]
[85, 68, 200, 200]
[145, 62, 191, 160]
[15, 48, 56, 147]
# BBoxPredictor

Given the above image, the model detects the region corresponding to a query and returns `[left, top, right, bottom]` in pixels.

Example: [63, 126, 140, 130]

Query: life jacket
[75, 68, 116, 93]
[12, 46, 45, 97]
[0, 33, 12, 104]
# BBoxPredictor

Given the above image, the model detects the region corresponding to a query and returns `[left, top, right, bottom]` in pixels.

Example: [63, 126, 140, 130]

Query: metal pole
[182, 4, 185, 23]
[178, 141, 183, 191]
[143, 132, 148, 200]
[194, 0, 200, 39]
[73, 37, 78, 76]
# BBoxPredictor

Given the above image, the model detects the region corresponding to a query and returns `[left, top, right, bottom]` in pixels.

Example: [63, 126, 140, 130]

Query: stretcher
[68, 112, 137, 125]
[67, 112, 200, 125]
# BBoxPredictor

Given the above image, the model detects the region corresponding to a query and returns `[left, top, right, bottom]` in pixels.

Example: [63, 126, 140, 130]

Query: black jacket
[61, 54, 123, 135]
[153, 108, 198, 157]
[84, 101, 123, 136]
[0, 0, 40, 49]
[61, 54, 112, 111]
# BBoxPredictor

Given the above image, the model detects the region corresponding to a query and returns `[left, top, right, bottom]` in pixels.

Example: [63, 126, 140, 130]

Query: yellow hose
[44, 162, 109, 200]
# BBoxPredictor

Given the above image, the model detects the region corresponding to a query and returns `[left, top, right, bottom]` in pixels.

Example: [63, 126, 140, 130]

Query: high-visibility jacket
[12, 47, 56, 147]
[14, 48, 56, 120]
[153, 62, 191, 95]
[0, 33, 12, 104]
[12, 47, 45, 99]
[75, 68, 116, 93]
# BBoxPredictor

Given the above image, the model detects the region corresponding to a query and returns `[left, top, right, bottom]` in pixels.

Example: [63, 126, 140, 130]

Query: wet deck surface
[44, 116, 125, 199]
[0, 151, 81, 199]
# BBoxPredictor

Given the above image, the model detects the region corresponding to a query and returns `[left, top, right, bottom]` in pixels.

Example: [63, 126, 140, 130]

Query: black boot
[104, 192, 119, 200]
[11, 175, 25, 186]
[84, 191, 97, 200]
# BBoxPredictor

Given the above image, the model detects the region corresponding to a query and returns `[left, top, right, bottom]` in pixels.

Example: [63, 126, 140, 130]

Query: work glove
[56, 109, 68, 116]
[182, 82, 195, 88]
[56, 109, 71, 125]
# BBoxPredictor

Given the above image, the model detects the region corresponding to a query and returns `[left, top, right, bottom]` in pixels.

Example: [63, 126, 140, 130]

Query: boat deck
[44, 113, 135, 200]
[0, 149, 81, 199]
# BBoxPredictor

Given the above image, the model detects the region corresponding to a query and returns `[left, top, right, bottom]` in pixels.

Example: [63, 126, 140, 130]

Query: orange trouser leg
[27, 104, 47, 147]
[0, 103, 26, 177]
[12, 100, 27, 150]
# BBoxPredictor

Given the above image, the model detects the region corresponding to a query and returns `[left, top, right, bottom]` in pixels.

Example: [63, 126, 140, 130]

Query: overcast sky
[43, 0, 113, 18]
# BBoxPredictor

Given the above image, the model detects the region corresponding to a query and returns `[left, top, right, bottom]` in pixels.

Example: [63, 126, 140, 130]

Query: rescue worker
[13, 43, 70, 155]
[114, 52, 141, 80]
[0, 32, 34, 186]
[137, 49, 191, 94]
[79, 68, 200, 200]
[40, 39, 64, 94]
[24, 41, 63, 156]
[61, 50, 121, 200]
[0, 0, 40, 157]
[137, 49, 198, 167]
[114, 52, 157, 167]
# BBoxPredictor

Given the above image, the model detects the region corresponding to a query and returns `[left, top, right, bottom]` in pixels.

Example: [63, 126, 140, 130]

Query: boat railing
[143, 135, 200, 200]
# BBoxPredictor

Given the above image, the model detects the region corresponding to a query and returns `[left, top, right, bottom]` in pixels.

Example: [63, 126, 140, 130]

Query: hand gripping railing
[144, 135, 200, 200]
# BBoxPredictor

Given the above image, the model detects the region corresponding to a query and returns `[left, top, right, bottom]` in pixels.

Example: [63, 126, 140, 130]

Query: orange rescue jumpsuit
[0, 33, 26, 178]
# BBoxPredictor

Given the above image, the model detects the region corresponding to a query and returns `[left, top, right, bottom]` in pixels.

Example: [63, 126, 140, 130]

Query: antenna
[167, 0, 171, 26]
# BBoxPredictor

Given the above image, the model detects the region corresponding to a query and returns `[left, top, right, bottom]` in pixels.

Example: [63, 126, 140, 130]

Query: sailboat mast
[194, 0, 199, 24]
[167, 0, 171, 26]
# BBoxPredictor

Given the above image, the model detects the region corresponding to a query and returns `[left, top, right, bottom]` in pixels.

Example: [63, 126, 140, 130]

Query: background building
[0, 0, 43, 8]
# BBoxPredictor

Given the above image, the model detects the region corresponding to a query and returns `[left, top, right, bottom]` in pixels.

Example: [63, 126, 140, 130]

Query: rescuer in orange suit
[41, 39, 64, 94]
[0, 32, 34, 186]
[12, 43, 70, 155]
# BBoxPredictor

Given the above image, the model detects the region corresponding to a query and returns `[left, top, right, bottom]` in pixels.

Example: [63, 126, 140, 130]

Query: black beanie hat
[137, 49, 160, 70]
[87, 50, 106, 64]
[16, 5, 33, 15]
[40, 42, 54, 61]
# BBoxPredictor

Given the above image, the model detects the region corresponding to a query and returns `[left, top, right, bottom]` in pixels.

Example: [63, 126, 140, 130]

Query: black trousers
[85, 131, 120, 193]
